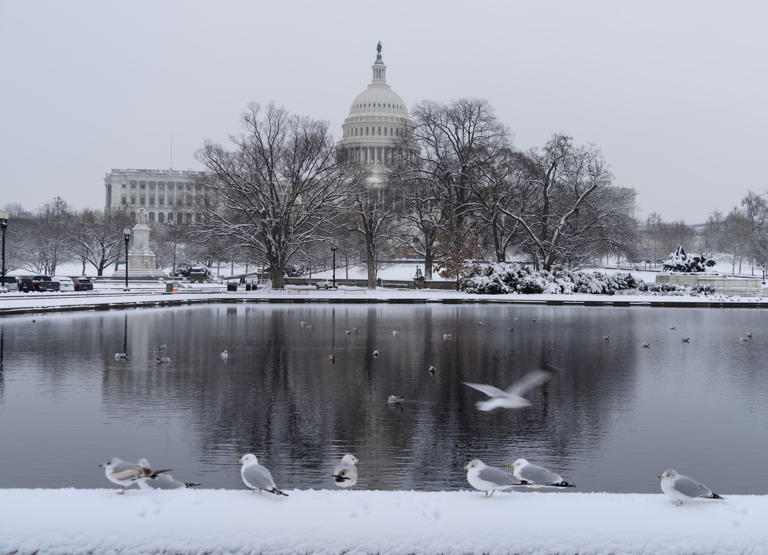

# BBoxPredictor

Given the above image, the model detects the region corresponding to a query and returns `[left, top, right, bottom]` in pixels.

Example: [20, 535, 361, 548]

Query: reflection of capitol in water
[4, 304, 768, 493]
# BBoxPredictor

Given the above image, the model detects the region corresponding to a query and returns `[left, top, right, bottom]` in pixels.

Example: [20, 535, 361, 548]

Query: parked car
[17, 275, 60, 292]
[0, 277, 17, 292]
[74, 277, 94, 291]
[53, 276, 74, 292]
[315, 280, 334, 289]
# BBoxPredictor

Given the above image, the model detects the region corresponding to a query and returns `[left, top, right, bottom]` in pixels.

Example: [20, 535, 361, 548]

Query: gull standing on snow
[114, 352, 127, 360]
[463, 368, 551, 411]
[220, 350, 229, 360]
[236, 453, 288, 496]
[136, 459, 200, 489]
[659, 469, 723, 505]
[507, 459, 574, 488]
[99, 457, 172, 494]
[463, 459, 522, 498]
[332, 454, 359, 488]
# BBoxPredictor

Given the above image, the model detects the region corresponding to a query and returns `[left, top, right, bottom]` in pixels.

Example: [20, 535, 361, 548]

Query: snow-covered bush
[662, 246, 716, 273]
[637, 282, 714, 296]
[460, 264, 643, 295]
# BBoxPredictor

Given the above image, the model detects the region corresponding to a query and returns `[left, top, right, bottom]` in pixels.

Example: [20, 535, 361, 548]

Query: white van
[53, 276, 74, 292]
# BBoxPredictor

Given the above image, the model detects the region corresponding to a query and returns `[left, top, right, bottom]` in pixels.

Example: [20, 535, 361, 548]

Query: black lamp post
[123, 228, 131, 291]
[0, 211, 7, 289]
[331, 245, 337, 289]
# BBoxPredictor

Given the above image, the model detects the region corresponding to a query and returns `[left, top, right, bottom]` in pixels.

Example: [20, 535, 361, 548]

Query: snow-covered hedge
[460, 264, 640, 295]
[460, 263, 714, 296]
[663, 245, 716, 273]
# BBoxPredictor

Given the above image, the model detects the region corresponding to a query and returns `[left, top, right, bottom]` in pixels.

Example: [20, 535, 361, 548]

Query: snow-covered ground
[0, 289, 766, 316]
[0, 488, 765, 554]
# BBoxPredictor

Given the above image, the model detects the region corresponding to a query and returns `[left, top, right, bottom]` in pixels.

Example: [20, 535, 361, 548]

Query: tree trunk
[424, 248, 433, 280]
[492, 216, 505, 262]
[345, 254, 349, 280]
[366, 240, 376, 290]
[269, 265, 285, 289]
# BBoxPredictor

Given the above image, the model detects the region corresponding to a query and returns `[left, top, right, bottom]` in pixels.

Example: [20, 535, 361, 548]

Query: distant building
[336, 42, 412, 186]
[104, 168, 206, 225]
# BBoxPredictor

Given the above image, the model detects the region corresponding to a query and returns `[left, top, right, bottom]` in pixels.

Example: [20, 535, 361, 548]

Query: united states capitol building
[104, 43, 635, 225]
[104, 43, 408, 223]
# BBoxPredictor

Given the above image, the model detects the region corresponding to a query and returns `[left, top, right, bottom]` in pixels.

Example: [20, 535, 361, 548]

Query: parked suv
[74, 277, 94, 291]
[17, 275, 60, 292]
[53, 276, 74, 292]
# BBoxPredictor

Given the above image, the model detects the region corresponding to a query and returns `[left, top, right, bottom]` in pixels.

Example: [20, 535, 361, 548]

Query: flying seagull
[463, 367, 551, 411]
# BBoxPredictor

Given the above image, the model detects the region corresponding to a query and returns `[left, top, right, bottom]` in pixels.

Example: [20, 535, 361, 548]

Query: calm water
[0, 304, 767, 493]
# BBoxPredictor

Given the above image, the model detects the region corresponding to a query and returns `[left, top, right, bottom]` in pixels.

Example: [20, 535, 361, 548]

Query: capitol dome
[337, 43, 412, 185]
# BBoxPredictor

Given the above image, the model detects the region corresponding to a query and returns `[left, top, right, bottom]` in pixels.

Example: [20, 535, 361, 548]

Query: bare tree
[33, 197, 71, 275]
[0, 204, 36, 274]
[348, 187, 398, 289]
[499, 134, 616, 271]
[393, 98, 508, 276]
[196, 103, 357, 288]
[64, 208, 132, 276]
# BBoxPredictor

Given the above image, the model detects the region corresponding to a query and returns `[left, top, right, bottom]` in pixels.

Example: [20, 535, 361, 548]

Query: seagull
[739, 337, 749, 343]
[332, 454, 359, 488]
[507, 459, 574, 488]
[373, 350, 380, 358]
[300, 321, 307, 327]
[157, 344, 167, 352]
[428, 365, 437, 376]
[746, 331, 753, 338]
[602, 336, 610, 342]
[99, 457, 172, 494]
[477, 322, 484, 326]
[345, 330, 351, 335]
[156, 357, 171, 365]
[669, 326, 677, 330]
[642, 342, 651, 348]
[442, 333, 453, 341]
[135, 459, 199, 489]
[352, 327, 359, 334]
[328, 354, 335, 363]
[658, 469, 723, 505]
[392, 330, 399, 336]
[463, 368, 551, 411]
[507, 328, 514, 332]
[236, 453, 287, 496]
[138, 474, 201, 490]
[220, 350, 229, 360]
[114, 352, 127, 360]
[463, 459, 522, 498]
[387, 394, 404, 404]
[681, 337, 691, 343]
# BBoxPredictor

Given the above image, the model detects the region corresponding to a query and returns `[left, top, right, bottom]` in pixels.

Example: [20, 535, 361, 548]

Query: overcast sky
[1, 0, 766, 223]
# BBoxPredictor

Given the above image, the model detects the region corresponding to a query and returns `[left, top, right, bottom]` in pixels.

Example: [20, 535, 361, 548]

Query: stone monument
[113, 208, 167, 279]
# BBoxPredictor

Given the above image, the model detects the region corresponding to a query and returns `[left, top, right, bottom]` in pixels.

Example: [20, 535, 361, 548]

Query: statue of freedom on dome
[376, 41, 382, 62]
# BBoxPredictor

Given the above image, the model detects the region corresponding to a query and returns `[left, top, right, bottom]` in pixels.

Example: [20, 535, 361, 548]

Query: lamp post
[0, 211, 7, 289]
[331, 245, 337, 289]
[123, 228, 131, 291]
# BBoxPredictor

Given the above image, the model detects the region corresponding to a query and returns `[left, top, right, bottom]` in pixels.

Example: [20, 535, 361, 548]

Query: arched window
[148, 212, 155, 224]
[158, 212, 165, 224]
[130, 211, 136, 222]
[167, 212, 174, 223]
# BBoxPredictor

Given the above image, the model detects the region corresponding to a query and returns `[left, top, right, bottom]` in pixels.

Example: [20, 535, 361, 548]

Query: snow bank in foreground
[0, 489, 765, 554]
